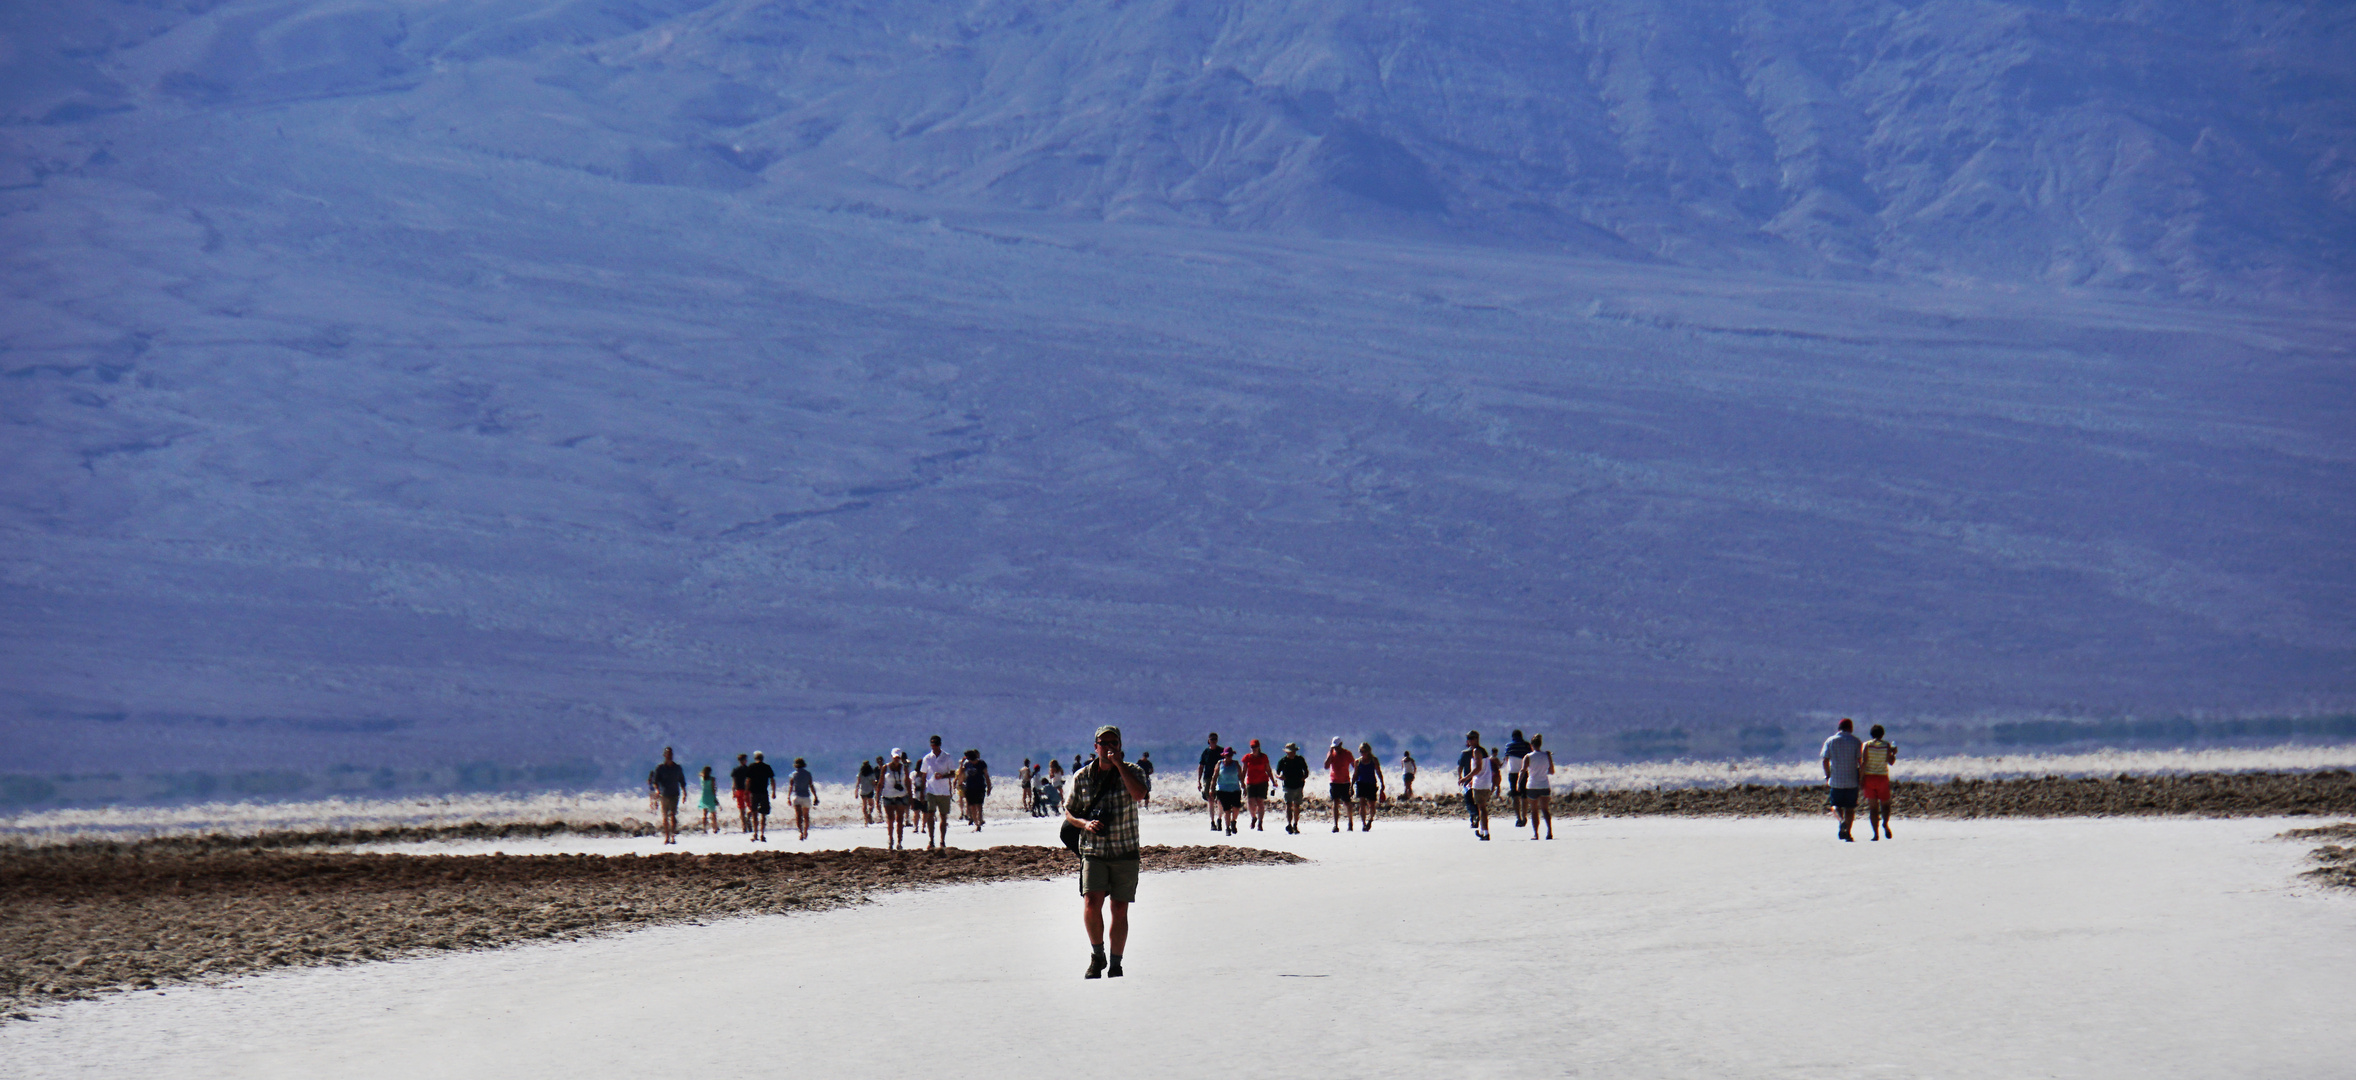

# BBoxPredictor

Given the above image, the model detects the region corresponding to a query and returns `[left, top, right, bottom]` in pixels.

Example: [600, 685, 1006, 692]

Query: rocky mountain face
[12, 0, 2352, 296]
[1, 2, 2351, 788]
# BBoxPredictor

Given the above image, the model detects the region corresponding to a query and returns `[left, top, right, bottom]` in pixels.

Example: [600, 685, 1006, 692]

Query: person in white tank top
[880, 751, 912, 850]
[1519, 734, 1556, 840]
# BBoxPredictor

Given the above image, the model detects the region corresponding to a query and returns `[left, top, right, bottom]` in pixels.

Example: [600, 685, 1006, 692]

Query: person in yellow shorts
[1860, 724, 1898, 840]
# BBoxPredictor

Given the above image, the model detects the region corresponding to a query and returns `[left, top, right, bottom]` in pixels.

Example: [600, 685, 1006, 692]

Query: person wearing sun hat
[1323, 736, 1356, 833]
[1068, 724, 1150, 979]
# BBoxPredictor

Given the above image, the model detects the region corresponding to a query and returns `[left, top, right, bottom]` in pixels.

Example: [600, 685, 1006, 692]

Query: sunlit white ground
[4, 812, 2351, 1079]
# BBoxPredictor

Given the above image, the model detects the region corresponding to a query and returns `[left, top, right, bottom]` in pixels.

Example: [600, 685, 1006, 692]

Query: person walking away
[1861, 724, 1898, 840]
[1822, 719, 1864, 842]
[1136, 750, 1155, 798]
[744, 751, 777, 842]
[1018, 759, 1036, 817]
[856, 759, 878, 826]
[1241, 739, 1273, 831]
[1067, 725, 1150, 979]
[1211, 748, 1245, 835]
[781, 757, 815, 841]
[1352, 743, 1385, 831]
[652, 748, 687, 845]
[1458, 732, 1493, 841]
[1198, 733, 1226, 832]
[696, 765, 721, 834]
[1503, 730, 1531, 828]
[1324, 737, 1356, 833]
[962, 749, 991, 832]
[921, 735, 957, 852]
[880, 749, 912, 850]
[1400, 750, 1417, 799]
[730, 754, 752, 833]
[1520, 735, 1555, 839]
[1275, 743, 1310, 833]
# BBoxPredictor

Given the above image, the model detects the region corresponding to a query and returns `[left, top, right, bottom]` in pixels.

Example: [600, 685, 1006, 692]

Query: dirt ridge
[0, 843, 1299, 1018]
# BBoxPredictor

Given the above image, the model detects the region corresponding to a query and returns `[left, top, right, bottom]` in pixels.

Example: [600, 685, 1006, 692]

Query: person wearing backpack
[1067, 725, 1150, 979]
[961, 749, 991, 832]
[1211, 747, 1244, 835]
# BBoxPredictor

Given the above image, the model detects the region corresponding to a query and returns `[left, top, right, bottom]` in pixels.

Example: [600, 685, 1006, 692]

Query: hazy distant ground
[8, 743, 2354, 847]
[2, 0, 2352, 790]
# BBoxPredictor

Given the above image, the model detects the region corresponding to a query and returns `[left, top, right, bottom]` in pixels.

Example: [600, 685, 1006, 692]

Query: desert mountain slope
[0, 1, 2350, 782]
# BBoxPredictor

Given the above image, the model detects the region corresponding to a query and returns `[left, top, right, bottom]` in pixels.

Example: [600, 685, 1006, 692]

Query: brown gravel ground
[0, 843, 1299, 1018]
[1361, 769, 2356, 819]
[2279, 822, 2356, 890]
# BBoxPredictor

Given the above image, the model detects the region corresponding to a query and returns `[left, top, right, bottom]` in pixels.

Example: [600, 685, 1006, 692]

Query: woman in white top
[1465, 745, 1496, 840]
[1519, 734, 1556, 840]
[880, 751, 912, 850]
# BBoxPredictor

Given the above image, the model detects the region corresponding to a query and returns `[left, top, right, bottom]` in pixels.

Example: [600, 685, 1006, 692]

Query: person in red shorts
[1860, 724, 1898, 840]
[729, 753, 752, 833]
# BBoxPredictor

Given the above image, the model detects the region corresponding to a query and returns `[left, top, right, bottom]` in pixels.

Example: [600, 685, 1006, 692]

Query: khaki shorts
[926, 793, 953, 815]
[1078, 856, 1140, 904]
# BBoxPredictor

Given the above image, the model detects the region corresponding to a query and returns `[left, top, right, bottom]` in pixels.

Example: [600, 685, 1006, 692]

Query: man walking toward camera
[1822, 718, 1864, 842]
[744, 751, 776, 842]
[1324, 737, 1356, 833]
[1276, 742, 1310, 833]
[653, 747, 687, 845]
[921, 735, 957, 851]
[1068, 724, 1150, 979]
[1458, 730, 1492, 841]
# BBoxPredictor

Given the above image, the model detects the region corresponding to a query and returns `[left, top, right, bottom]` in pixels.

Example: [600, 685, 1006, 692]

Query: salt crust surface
[1, 813, 2349, 1078]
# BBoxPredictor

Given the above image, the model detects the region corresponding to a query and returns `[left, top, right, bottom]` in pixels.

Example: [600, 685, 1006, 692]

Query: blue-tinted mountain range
[2, 0, 2351, 793]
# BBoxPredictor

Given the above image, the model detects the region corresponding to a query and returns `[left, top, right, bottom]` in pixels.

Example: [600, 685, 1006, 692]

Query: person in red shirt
[1240, 739, 1274, 831]
[1323, 737, 1356, 833]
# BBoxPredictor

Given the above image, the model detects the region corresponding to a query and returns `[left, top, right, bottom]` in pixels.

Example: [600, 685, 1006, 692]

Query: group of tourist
[648, 716, 1898, 981]
[841, 736, 994, 851]
[645, 747, 817, 845]
[1444, 729, 1558, 841]
[1011, 750, 1158, 820]
[1819, 718, 1899, 841]
[1182, 732, 1413, 836]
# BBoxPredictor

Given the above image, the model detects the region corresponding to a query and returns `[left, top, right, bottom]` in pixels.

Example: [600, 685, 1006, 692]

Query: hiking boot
[1107, 957, 1124, 978]
[1085, 953, 1106, 979]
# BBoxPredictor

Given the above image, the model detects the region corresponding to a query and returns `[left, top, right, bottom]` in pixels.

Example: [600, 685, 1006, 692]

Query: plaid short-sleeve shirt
[1069, 762, 1142, 860]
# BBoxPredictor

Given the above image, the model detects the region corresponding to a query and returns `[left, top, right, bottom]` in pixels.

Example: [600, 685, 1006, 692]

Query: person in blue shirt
[1821, 719, 1865, 842]
[1211, 748, 1244, 835]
